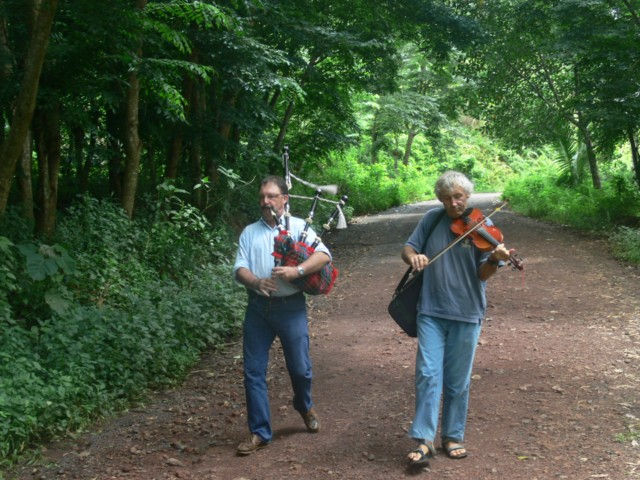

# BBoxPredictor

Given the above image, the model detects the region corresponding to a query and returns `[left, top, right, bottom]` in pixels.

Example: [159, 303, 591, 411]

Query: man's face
[259, 181, 288, 223]
[438, 185, 470, 219]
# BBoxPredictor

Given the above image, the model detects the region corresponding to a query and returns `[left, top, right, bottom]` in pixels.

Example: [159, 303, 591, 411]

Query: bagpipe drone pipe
[271, 147, 348, 295]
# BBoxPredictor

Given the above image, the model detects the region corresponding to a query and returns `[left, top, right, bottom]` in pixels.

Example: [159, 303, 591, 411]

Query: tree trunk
[120, 69, 142, 218]
[272, 55, 321, 157]
[0, 0, 59, 217]
[268, 88, 281, 109]
[189, 78, 204, 208]
[72, 125, 84, 183]
[228, 123, 240, 164]
[165, 132, 183, 180]
[628, 127, 640, 189]
[577, 118, 601, 189]
[120, 0, 147, 218]
[370, 112, 381, 164]
[273, 100, 295, 155]
[18, 129, 34, 220]
[79, 130, 94, 193]
[34, 106, 61, 238]
[0, 3, 13, 82]
[166, 72, 195, 181]
[402, 130, 417, 166]
[106, 108, 123, 199]
[147, 143, 157, 192]
[208, 89, 237, 184]
[0, 110, 4, 146]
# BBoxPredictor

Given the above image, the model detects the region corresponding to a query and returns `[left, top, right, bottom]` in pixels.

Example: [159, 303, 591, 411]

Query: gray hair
[434, 170, 474, 198]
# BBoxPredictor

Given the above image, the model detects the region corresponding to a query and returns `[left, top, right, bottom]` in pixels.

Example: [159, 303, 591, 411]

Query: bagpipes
[271, 147, 348, 295]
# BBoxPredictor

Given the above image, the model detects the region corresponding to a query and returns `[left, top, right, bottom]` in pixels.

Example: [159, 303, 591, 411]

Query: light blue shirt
[233, 215, 331, 297]
[406, 207, 494, 323]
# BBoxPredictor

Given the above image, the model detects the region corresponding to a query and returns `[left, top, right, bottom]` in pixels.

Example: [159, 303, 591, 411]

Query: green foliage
[319, 148, 435, 214]
[444, 122, 519, 192]
[615, 423, 640, 444]
[316, 116, 521, 215]
[610, 227, 640, 265]
[16, 243, 75, 282]
[143, 182, 233, 277]
[0, 263, 243, 464]
[503, 152, 640, 264]
[3, 0, 640, 465]
[55, 196, 153, 309]
[504, 153, 640, 229]
[0, 195, 245, 465]
[0, 236, 17, 323]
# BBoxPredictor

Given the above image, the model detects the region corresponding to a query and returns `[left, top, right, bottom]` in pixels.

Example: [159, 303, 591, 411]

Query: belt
[248, 291, 303, 304]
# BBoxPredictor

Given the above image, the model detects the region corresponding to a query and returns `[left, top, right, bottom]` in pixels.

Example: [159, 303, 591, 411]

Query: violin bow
[425, 202, 507, 267]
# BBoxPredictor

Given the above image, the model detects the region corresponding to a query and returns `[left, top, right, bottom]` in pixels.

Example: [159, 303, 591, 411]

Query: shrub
[610, 227, 640, 265]
[503, 152, 640, 263]
[0, 194, 245, 466]
[318, 149, 434, 214]
[0, 236, 17, 323]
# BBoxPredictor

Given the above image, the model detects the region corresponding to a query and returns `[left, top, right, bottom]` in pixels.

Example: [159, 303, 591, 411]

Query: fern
[144, 0, 234, 30]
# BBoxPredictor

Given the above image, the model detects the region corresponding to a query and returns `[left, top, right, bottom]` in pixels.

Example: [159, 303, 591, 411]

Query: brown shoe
[300, 408, 320, 433]
[236, 434, 269, 456]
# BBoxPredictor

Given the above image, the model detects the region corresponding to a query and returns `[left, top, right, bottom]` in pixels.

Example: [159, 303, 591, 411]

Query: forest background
[1, 0, 639, 470]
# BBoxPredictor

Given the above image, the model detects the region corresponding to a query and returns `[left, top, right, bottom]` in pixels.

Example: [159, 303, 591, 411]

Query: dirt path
[12, 195, 640, 480]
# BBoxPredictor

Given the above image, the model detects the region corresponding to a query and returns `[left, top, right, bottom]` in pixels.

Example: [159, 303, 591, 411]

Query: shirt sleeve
[233, 228, 251, 275]
[405, 209, 440, 253]
[304, 226, 332, 260]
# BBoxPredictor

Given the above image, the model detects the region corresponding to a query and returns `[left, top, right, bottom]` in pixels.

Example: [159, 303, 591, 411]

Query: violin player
[233, 175, 331, 455]
[401, 170, 511, 467]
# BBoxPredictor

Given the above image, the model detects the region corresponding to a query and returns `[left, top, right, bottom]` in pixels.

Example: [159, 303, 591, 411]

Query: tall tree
[33, 103, 61, 238]
[120, 0, 147, 219]
[0, 0, 58, 216]
[455, 0, 611, 188]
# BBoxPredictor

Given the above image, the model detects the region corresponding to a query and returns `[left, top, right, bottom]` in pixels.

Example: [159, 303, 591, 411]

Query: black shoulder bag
[387, 210, 445, 337]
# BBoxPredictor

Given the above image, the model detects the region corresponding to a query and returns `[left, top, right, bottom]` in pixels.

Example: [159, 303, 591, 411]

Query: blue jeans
[409, 314, 482, 444]
[243, 292, 312, 442]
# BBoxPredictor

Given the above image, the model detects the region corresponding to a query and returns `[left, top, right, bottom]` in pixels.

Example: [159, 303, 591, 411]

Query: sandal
[443, 441, 467, 459]
[407, 442, 436, 467]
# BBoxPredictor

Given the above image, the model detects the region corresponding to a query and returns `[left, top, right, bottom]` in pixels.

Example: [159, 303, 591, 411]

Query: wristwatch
[297, 266, 305, 276]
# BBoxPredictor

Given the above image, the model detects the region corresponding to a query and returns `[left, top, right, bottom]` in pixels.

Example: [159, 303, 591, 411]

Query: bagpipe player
[233, 175, 332, 456]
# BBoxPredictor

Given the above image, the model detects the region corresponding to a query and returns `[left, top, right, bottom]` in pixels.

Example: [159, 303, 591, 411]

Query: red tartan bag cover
[272, 232, 338, 295]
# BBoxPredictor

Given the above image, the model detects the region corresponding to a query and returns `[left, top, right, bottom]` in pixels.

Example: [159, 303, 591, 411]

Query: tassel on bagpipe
[310, 195, 348, 250]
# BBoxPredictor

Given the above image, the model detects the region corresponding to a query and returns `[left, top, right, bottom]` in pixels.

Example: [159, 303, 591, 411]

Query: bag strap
[395, 209, 446, 294]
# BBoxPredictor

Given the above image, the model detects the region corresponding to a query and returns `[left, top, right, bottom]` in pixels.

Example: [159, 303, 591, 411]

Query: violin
[451, 207, 524, 270]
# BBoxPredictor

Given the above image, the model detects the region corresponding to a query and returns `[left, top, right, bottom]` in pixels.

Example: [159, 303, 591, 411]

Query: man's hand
[271, 265, 300, 282]
[489, 243, 511, 262]
[254, 277, 277, 296]
[402, 246, 429, 271]
[409, 253, 429, 272]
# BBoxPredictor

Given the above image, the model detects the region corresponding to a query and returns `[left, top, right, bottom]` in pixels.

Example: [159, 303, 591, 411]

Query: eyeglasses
[260, 193, 285, 200]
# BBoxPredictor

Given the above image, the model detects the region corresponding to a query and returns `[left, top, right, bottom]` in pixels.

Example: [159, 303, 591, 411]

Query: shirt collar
[260, 216, 281, 230]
